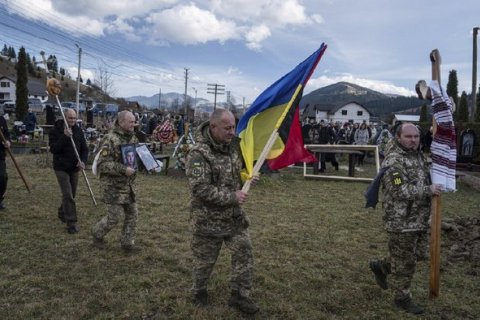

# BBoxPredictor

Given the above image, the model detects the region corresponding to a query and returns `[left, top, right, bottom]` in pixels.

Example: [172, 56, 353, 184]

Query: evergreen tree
[419, 102, 428, 122]
[1, 44, 7, 56]
[86, 78, 92, 86]
[457, 91, 469, 122]
[26, 52, 35, 76]
[15, 47, 29, 121]
[446, 70, 459, 108]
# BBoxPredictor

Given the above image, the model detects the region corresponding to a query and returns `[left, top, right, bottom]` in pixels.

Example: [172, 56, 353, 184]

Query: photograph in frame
[136, 144, 160, 171]
[121, 143, 138, 170]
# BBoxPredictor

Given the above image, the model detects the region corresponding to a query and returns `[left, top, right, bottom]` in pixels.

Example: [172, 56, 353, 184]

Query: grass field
[0, 152, 479, 319]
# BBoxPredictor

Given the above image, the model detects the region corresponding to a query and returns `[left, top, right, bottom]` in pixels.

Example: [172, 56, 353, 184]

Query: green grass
[0, 153, 479, 319]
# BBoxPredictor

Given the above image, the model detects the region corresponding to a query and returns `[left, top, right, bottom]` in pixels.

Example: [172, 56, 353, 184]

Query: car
[61, 102, 86, 114]
[2, 101, 15, 115]
[91, 103, 106, 116]
[28, 98, 45, 114]
[105, 103, 119, 116]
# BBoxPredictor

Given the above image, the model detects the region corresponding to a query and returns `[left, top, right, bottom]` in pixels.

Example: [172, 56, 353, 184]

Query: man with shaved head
[49, 108, 89, 234]
[186, 109, 260, 314]
[92, 111, 141, 253]
[369, 123, 441, 315]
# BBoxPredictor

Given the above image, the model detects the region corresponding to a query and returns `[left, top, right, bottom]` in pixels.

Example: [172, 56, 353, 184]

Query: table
[153, 154, 170, 176]
[304, 144, 380, 182]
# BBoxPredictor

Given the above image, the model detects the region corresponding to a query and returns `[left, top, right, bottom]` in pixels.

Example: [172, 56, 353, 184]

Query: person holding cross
[369, 123, 442, 315]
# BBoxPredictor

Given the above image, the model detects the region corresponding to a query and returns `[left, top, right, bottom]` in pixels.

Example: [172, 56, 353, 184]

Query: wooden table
[153, 154, 170, 175]
[311, 149, 363, 177]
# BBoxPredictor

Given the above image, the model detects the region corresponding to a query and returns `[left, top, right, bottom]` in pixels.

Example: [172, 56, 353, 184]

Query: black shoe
[58, 215, 66, 223]
[92, 236, 106, 250]
[394, 299, 424, 315]
[228, 290, 260, 314]
[369, 260, 388, 290]
[67, 225, 79, 234]
[193, 289, 209, 307]
[0, 202, 5, 209]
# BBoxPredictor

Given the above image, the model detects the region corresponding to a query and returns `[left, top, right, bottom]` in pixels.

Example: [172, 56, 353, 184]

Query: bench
[310, 149, 363, 177]
[153, 154, 170, 175]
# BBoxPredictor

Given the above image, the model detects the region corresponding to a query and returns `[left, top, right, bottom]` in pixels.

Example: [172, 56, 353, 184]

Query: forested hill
[300, 82, 426, 117]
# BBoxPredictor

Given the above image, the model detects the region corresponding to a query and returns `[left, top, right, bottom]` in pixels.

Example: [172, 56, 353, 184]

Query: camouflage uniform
[376, 139, 432, 302]
[92, 123, 139, 246]
[186, 121, 253, 296]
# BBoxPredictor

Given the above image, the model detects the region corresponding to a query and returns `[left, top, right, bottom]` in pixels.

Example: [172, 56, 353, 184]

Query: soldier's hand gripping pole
[40, 51, 97, 206]
[0, 129, 30, 192]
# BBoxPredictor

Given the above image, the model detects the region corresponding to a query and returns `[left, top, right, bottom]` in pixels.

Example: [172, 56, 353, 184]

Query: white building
[392, 114, 420, 125]
[302, 101, 373, 125]
[0, 76, 48, 103]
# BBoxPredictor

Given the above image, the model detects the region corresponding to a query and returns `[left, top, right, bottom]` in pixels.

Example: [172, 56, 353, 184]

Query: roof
[393, 114, 420, 123]
[0, 76, 46, 96]
[303, 101, 374, 116]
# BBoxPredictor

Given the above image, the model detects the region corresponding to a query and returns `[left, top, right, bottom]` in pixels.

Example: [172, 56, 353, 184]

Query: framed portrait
[136, 144, 160, 171]
[121, 143, 138, 170]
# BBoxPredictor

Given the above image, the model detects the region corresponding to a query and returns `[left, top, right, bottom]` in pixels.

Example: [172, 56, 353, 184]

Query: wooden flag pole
[429, 49, 442, 299]
[0, 129, 31, 193]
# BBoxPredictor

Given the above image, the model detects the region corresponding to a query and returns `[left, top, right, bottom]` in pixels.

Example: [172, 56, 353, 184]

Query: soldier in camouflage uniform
[186, 109, 260, 314]
[369, 123, 441, 315]
[91, 111, 141, 253]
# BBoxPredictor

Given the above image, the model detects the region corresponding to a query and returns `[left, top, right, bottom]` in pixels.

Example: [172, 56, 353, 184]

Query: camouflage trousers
[92, 202, 138, 246]
[190, 228, 254, 295]
[378, 231, 428, 301]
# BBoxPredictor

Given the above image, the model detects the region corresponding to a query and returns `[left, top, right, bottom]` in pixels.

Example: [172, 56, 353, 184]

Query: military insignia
[390, 170, 403, 186]
[102, 144, 109, 156]
[192, 160, 203, 177]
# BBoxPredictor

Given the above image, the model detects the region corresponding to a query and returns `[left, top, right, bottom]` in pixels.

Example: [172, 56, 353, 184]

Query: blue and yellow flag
[236, 43, 327, 179]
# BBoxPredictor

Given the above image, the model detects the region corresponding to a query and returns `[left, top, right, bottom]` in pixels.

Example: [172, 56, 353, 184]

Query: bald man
[49, 108, 89, 234]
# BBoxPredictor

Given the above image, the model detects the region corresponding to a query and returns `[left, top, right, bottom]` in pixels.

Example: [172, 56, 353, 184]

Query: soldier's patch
[390, 170, 404, 186]
[192, 160, 203, 177]
[102, 144, 109, 156]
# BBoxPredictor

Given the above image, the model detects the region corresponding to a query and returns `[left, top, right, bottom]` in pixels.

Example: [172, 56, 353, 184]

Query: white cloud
[307, 74, 417, 97]
[245, 25, 271, 51]
[145, 4, 239, 45]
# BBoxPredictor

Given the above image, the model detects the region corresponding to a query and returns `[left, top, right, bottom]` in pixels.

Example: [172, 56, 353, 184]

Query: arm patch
[390, 170, 404, 186]
[192, 159, 204, 177]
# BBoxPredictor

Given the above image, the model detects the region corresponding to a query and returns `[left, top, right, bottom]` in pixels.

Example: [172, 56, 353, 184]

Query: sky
[1, 0, 479, 106]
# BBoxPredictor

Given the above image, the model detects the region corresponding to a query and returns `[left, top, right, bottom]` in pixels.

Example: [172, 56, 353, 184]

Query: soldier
[186, 109, 260, 314]
[369, 123, 441, 315]
[49, 109, 89, 234]
[91, 111, 141, 253]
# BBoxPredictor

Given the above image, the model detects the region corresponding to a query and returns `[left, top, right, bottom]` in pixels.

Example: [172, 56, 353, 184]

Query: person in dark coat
[49, 109, 89, 234]
[46, 105, 56, 126]
[318, 120, 339, 172]
[0, 115, 11, 209]
[23, 108, 38, 138]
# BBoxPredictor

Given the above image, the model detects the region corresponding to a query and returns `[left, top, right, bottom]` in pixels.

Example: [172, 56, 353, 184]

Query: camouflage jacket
[381, 140, 432, 232]
[97, 123, 139, 204]
[186, 121, 249, 236]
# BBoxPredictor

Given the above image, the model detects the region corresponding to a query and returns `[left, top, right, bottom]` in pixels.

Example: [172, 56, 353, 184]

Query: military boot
[394, 299, 424, 315]
[193, 289, 209, 307]
[369, 260, 388, 290]
[228, 290, 259, 314]
[92, 236, 106, 250]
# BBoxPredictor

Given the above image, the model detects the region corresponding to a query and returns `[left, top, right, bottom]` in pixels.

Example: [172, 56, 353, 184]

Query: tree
[86, 78, 92, 86]
[457, 91, 469, 122]
[8, 46, 16, 59]
[15, 47, 29, 121]
[26, 53, 35, 76]
[419, 102, 428, 122]
[446, 70, 459, 108]
[94, 65, 117, 101]
[1, 44, 7, 56]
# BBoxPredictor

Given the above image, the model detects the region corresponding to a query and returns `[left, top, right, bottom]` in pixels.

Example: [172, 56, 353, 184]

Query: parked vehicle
[2, 101, 15, 115]
[91, 103, 106, 116]
[61, 102, 86, 114]
[28, 98, 45, 114]
[105, 103, 119, 116]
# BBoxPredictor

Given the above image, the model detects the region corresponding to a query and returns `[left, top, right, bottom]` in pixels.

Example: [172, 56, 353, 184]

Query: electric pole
[184, 68, 189, 122]
[226, 91, 231, 110]
[207, 84, 225, 110]
[472, 27, 479, 122]
[75, 44, 82, 116]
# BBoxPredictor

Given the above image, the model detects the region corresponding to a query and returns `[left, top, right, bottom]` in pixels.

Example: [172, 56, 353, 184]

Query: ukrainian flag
[236, 43, 327, 179]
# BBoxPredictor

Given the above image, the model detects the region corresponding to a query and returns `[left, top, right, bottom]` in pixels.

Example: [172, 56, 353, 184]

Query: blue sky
[1, 0, 479, 106]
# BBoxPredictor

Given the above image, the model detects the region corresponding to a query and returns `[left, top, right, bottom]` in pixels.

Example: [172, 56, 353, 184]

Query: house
[120, 101, 141, 113]
[392, 114, 420, 125]
[0, 75, 48, 103]
[301, 101, 373, 125]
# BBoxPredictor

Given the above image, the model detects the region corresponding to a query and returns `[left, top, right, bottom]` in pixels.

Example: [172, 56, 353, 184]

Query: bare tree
[94, 65, 117, 101]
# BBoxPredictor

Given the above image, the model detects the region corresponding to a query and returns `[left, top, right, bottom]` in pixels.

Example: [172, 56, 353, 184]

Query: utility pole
[75, 44, 82, 116]
[207, 83, 225, 110]
[184, 68, 189, 122]
[472, 27, 479, 122]
[192, 87, 198, 124]
[226, 91, 231, 110]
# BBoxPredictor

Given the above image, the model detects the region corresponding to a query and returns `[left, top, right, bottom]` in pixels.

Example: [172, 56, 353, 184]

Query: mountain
[300, 81, 426, 117]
